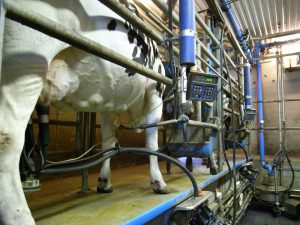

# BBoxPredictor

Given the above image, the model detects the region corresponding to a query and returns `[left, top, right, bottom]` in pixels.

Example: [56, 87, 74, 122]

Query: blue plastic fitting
[179, 0, 196, 66]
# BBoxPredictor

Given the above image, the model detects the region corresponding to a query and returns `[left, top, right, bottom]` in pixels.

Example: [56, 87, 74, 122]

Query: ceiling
[231, 0, 300, 39]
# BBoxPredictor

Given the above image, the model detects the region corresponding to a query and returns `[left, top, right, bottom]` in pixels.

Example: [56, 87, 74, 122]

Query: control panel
[187, 72, 218, 102]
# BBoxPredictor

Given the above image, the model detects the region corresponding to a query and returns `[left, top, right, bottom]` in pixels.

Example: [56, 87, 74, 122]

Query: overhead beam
[252, 29, 300, 40]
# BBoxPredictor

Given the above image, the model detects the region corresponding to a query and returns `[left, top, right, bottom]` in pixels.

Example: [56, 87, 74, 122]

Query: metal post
[214, 24, 224, 173]
[0, 0, 5, 86]
[239, 56, 245, 121]
[280, 46, 286, 186]
[81, 112, 90, 193]
[76, 112, 83, 157]
[90, 112, 96, 148]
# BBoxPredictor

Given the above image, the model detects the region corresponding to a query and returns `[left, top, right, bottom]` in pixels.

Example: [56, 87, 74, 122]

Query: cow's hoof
[151, 180, 169, 194]
[97, 178, 113, 193]
[153, 186, 170, 194]
[97, 186, 113, 193]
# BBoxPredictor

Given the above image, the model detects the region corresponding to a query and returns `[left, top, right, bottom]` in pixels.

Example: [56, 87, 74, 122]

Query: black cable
[285, 149, 295, 191]
[272, 147, 295, 191]
[219, 27, 233, 198]
[42, 147, 199, 198]
[224, 139, 249, 162]
[223, 47, 237, 225]
[44, 147, 119, 167]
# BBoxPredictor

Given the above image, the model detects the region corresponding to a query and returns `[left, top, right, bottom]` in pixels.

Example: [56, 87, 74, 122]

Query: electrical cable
[224, 139, 249, 162]
[42, 146, 199, 198]
[218, 27, 233, 199]
[223, 45, 237, 225]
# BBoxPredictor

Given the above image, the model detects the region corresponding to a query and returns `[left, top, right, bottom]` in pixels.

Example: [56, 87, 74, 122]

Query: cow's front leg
[146, 114, 169, 194]
[0, 56, 46, 225]
[97, 113, 116, 193]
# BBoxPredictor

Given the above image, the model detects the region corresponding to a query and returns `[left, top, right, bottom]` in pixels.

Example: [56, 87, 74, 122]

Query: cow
[0, 0, 168, 224]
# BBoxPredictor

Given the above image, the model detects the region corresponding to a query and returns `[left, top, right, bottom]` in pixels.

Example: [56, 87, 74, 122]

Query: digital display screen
[205, 77, 214, 83]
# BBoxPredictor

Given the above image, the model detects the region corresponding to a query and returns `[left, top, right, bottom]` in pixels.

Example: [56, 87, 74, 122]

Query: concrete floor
[240, 205, 299, 225]
[26, 162, 211, 225]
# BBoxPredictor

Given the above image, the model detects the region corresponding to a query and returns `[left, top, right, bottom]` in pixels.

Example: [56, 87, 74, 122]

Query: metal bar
[276, 51, 283, 152]
[81, 112, 90, 193]
[123, 158, 250, 225]
[259, 51, 300, 60]
[252, 28, 300, 40]
[152, 0, 238, 72]
[224, 107, 240, 116]
[133, 0, 175, 37]
[196, 55, 242, 97]
[90, 112, 96, 148]
[187, 120, 219, 131]
[0, 0, 5, 86]
[146, 11, 174, 36]
[195, 10, 220, 46]
[4, 0, 173, 86]
[100, 0, 163, 45]
[254, 98, 300, 103]
[152, 0, 179, 24]
[32, 118, 79, 127]
[76, 112, 83, 157]
[251, 127, 300, 131]
[218, 0, 251, 62]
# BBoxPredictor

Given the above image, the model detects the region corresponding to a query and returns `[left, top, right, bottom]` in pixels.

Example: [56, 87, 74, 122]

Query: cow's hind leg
[97, 112, 116, 193]
[146, 104, 169, 194]
[0, 56, 46, 225]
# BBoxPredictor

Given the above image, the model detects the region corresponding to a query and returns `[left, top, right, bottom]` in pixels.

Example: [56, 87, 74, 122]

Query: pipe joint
[261, 160, 274, 176]
[259, 120, 264, 126]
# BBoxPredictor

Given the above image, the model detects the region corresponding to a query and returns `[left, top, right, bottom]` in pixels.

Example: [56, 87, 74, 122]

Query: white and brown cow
[0, 0, 167, 224]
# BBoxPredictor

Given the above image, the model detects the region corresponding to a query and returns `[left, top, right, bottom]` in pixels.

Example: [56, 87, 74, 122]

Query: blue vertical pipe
[244, 63, 252, 109]
[219, 0, 253, 63]
[179, 0, 195, 66]
[256, 61, 273, 176]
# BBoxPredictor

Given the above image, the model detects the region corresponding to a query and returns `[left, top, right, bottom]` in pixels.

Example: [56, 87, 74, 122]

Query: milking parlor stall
[0, 0, 300, 225]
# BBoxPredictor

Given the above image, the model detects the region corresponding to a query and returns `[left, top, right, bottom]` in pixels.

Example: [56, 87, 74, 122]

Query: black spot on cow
[132, 46, 138, 57]
[128, 29, 137, 44]
[128, 71, 136, 77]
[107, 19, 117, 31]
[158, 64, 162, 74]
[141, 43, 149, 57]
[124, 22, 129, 30]
[151, 40, 158, 59]
[137, 34, 144, 46]
[156, 82, 163, 97]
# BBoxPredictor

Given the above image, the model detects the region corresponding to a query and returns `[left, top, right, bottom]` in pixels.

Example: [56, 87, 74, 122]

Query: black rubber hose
[42, 147, 199, 197]
[44, 147, 119, 167]
[42, 150, 116, 174]
[223, 48, 237, 225]
[219, 28, 233, 196]
[224, 139, 249, 162]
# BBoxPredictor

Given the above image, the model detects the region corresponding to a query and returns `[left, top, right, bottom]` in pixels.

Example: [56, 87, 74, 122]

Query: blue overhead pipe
[179, 0, 195, 66]
[219, 0, 253, 63]
[243, 63, 252, 109]
[254, 42, 273, 176]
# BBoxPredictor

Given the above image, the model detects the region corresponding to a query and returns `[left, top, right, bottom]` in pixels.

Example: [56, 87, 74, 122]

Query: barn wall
[250, 57, 300, 156]
[31, 110, 162, 169]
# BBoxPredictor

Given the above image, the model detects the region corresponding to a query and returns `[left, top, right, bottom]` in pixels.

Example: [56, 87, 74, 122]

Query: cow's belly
[43, 47, 150, 114]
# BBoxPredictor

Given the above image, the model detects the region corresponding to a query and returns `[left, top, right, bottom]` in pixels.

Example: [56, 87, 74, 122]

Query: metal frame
[0, 0, 253, 215]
